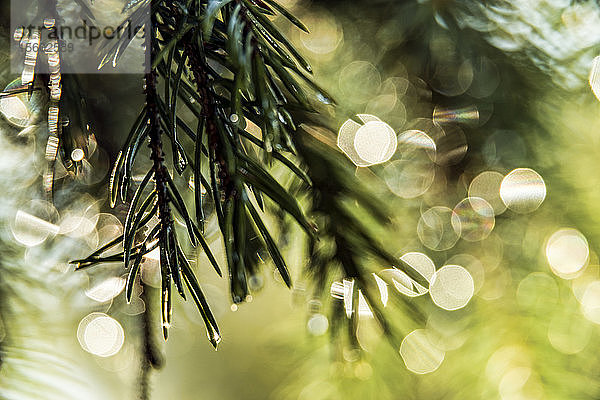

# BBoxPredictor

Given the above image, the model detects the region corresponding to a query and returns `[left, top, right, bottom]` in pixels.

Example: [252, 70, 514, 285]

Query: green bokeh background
[3, 1, 600, 399]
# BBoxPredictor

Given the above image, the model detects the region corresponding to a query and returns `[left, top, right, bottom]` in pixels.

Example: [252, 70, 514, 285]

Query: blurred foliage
[2, 0, 600, 400]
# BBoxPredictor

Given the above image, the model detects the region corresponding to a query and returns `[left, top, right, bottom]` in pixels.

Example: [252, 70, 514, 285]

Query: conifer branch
[69, 0, 413, 350]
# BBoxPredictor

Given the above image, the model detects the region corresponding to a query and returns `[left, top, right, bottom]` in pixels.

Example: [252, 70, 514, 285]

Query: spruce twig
[138, 283, 163, 400]
[69, 0, 412, 352]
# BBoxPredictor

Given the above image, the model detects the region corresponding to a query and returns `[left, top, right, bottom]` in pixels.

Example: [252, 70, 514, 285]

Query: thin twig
[138, 282, 164, 400]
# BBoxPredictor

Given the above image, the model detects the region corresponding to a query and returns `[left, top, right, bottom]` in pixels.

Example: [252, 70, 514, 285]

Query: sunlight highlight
[337, 114, 396, 167]
[85, 277, 127, 303]
[400, 329, 445, 374]
[451, 197, 495, 242]
[546, 228, 589, 279]
[77, 313, 125, 358]
[499, 168, 546, 214]
[429, 265, 474, 311]
[589, 55, 600, 101]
